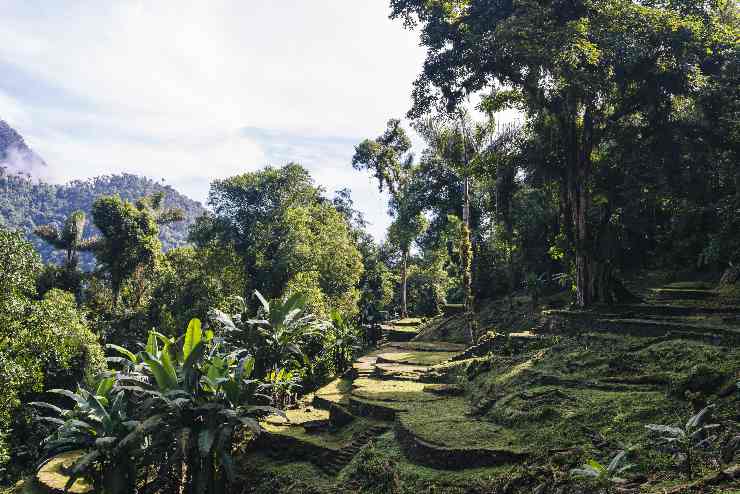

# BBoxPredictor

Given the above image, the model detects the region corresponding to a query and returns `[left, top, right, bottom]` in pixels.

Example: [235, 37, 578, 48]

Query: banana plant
[211, 290, 330, 377]
[645, 405, 720, 479]
[326, 310, 361, 375]
[31, 376, 160, 494]
[109, 318, 280, 493]
[571, 450, 634, 486]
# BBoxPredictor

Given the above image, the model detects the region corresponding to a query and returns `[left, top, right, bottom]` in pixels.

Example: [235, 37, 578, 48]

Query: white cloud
[0, 1, 426, 240]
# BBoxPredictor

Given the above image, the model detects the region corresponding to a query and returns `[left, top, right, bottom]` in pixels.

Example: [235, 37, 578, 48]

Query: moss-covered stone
[247, 287, 740, 493]
[35, 451, 92, 494]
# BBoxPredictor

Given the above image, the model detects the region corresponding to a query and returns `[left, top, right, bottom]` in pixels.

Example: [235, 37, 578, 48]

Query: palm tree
[414, 110, 520, 342]
[34, 210, 96, 269]
[135, 191, 186, 225]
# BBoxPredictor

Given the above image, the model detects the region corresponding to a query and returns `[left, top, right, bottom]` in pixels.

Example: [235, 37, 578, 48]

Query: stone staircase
[539, 282, 740, 344]
[320, 425, 389, 475]
[379, 318, 424, 344]
[258, 336, 467, 475]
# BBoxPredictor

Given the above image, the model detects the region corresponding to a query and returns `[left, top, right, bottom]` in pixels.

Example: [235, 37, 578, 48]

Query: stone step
[394, 416, 527, 470]
[442, 303, 465, 316]
[382, 341, 468, 352]
[603, 304, 740, 316]
[390, 318, 424, 327]
[380, 325, 419, 342]
[319, 425, 390, 475]
[541, 310, 740, 344]
[373, 367, 428, 382]
[650, 288, 717, 301]
[349, 396, 402, 421]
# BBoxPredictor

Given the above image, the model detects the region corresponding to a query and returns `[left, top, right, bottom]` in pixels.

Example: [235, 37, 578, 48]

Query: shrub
[0, 289, 105, 478]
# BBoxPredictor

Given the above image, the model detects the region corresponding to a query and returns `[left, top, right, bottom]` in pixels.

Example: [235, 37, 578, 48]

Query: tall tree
[415, 111, 519, 336]
[192, 164, 320, 302]
[34, 211, 95, 270]
[353, 119, 425, 317]
[34, 211, 97, 299]
[90, 195, 183, 307]
[192, 164, 363, 316]
[390, 0, 733, 306]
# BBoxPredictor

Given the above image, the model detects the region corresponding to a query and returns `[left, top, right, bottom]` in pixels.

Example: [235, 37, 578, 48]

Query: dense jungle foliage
[0, 0, 738, 492]
[0, 171, 205, 268]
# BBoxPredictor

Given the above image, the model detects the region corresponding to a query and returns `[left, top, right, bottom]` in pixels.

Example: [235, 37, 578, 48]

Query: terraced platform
[251, 285, 740, 489]
[379, 317, 426, 342]
[541, 283, 740, 345]
[259, 337, 487, 473]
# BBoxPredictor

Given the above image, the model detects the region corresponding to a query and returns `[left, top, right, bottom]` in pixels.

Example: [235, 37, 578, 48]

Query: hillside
[0, 120, 47, 177]
[0, 169, 205, 267]
[240, 280, 740, 493]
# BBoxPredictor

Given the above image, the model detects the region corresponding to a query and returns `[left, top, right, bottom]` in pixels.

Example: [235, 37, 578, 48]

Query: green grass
[338, 432, 518, 493]
[375, 350, 457, 366]
[244, 294, 740, 493]
[312, 377, 353, 406]
[352, 377, 442, 402]
[263, 415, 383, 451]
[264, 406, 329, 426]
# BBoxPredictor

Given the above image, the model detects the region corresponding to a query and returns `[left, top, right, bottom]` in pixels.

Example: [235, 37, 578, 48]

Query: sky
[0, 1, 428, 240]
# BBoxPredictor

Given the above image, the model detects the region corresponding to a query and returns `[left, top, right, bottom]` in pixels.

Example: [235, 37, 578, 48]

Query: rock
[423, 384, 464, 396]
[329, 403, 355, 428]
[302, 419, 330, 434]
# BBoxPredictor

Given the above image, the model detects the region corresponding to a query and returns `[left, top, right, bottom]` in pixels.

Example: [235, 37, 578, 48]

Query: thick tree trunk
[565, 102, 601, 308]
[462, 176, 473, 311]
[400, 248, 408, 318]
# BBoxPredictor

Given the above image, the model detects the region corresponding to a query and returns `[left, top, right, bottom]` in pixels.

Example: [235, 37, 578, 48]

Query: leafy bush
[326, 310, 362, 376]
[0, 285, 105, 478]
[36, 318, 279, 493]
[265, 368, 302, 408]
[211, 290, 329, 379]
[31, 377, 142, 494]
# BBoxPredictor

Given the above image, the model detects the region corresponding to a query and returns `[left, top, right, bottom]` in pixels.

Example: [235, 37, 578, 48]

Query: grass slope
[229, 279, 740, 492]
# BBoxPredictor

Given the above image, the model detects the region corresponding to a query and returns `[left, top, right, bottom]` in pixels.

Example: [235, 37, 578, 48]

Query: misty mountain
[0, 170, 206, 268]
[0, 120, 48, 177]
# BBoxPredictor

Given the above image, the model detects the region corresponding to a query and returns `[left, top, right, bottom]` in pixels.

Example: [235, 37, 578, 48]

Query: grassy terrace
[374, 350, 457, 366]
[244, 284, 740, 492]
[262, 414, 384, 451]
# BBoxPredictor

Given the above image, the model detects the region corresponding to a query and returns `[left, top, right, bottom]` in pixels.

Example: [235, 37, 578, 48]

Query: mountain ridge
[0, 169, 207, 268]
[0, 120, 48, 177]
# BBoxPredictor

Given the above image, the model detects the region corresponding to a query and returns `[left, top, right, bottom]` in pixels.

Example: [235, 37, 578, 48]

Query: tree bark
[564, 100, 599, 308]
[400, 247, 408, 318]
[462, 176, 473, 311]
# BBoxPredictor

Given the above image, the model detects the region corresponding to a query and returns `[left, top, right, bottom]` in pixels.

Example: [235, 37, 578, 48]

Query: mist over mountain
[0, 120, 48, 178]
[0, 121, 205, 267]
